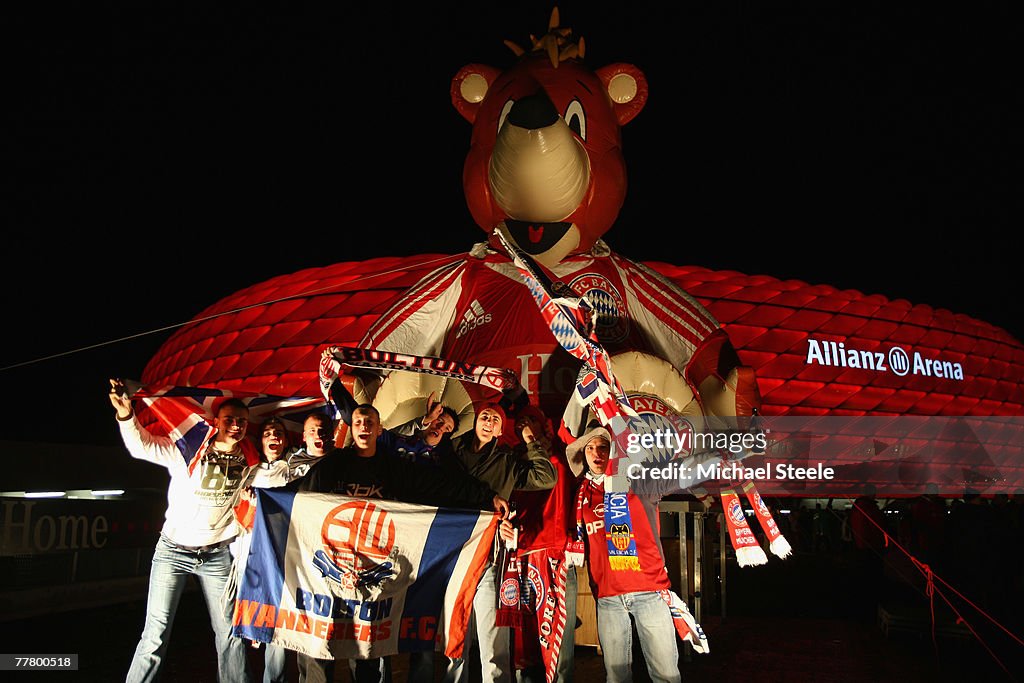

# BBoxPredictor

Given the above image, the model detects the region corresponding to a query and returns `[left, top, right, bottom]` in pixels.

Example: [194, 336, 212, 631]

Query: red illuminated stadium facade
[142, 255, 1024, 418]
[140, 256, 1024, 499]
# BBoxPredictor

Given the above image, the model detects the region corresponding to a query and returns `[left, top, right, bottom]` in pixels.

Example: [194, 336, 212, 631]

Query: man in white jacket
[109, 378, 287, 683]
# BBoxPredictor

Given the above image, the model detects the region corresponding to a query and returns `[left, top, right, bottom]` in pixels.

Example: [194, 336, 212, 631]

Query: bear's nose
[507, 92, 559, 130]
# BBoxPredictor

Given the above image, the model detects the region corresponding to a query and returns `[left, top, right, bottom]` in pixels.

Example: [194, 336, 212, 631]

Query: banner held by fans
[232, 489, 498, 661]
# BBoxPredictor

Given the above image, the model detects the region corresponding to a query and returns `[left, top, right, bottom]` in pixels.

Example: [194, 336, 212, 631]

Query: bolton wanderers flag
[232, 489, 498, 660]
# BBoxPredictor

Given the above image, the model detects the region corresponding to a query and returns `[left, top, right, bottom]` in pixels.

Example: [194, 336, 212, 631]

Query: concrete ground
[5, 549, 1020, 682]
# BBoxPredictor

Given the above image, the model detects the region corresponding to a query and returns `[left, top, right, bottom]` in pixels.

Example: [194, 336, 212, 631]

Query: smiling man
[438, 404, 557, 683]
[108, 379, 287, 683]
[285, 412, 335, 481]
[290, 403, 508, 683]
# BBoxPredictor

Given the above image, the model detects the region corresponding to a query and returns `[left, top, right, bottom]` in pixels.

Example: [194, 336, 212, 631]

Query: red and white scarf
[321, 345, 521, 398]
[496, 545, 570, 683]
[720, 481, 792, 565]
[743, 480, 792, 559]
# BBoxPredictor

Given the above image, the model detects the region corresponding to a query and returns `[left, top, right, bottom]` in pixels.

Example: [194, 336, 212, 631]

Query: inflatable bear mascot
[360, 11, 760, 439]
[339, 10, 776, 682]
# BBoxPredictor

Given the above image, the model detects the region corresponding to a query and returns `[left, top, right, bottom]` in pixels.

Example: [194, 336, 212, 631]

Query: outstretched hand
[108, 378, 132, 420]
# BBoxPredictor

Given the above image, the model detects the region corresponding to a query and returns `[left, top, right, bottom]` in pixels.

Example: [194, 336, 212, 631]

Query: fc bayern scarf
[720, 487, 768, 566]
[497, 230, 644, 573]
[496, 545, 571, 682]
[742, 480, 792, 559]
[716, 483, 794, 566]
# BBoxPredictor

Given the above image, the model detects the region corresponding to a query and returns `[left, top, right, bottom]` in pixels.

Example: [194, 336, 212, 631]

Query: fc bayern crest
[569, 273, 628, 344]
[729, 498, 746, 525]
[628, 393, 694, 462]
[500, 578, 520, 608]
[755, 492, 768, 516]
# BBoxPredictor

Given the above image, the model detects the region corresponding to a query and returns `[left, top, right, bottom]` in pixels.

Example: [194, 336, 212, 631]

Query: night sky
[6, 2, 1016, 449]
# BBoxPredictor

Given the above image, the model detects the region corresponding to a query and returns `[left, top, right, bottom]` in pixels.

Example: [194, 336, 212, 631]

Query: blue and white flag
[232, 489, 498, 660]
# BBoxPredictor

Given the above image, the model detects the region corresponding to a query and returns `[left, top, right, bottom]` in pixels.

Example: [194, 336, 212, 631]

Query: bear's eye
[565, 99, 586, 140]
[497, 99, 515, 134]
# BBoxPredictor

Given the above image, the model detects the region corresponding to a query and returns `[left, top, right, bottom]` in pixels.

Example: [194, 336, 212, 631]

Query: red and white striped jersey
[362, 244, 738, 423]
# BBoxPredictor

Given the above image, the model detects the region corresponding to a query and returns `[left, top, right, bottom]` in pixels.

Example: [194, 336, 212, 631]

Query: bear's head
[451, 12, 647, 268]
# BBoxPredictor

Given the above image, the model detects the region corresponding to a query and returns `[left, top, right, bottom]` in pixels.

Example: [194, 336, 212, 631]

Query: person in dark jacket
[439, 403, 557, 683]
[291, 402, 508, 683]
[443, 403, 557, 499]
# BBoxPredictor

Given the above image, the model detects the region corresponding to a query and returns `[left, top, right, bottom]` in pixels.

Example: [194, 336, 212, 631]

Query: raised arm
[627, 448, 726, 500]
[109, 378, 182, 469]
[322, 348, 359, 426]
[391, 391, 443, 437]
[512, 429, 557, 492]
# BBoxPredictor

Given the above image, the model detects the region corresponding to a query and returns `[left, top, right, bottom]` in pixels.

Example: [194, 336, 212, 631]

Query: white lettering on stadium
[805, 339, 964, 381]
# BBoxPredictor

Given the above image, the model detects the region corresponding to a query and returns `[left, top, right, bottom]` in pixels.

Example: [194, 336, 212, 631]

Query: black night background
[3, 3, 1022, 680]
[6, 1, 1016, 447]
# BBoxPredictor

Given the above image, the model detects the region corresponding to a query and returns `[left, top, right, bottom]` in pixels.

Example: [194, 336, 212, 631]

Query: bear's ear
[451, 64, 503, 123]
[596, 63, 648, 125]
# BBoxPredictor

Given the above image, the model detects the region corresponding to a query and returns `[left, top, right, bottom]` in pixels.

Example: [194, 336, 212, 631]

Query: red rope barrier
[910, 558, 939, 657]
[849, 501, 1024, 673]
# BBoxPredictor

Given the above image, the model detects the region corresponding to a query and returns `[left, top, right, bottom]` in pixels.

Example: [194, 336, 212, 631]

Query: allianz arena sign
[805, 338, 965, 381]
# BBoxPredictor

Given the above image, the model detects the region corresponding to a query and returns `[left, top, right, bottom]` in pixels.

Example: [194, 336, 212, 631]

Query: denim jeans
[262, 642, 287, 683]
[295, 653, 390, 683]
[596, 592, 680, 683]
[443, 561, 511, 683]
[127, 535, 251, 683]
[407, 649, 434, 683]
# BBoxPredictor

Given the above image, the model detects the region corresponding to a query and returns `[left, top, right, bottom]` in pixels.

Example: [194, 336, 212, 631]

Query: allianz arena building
[141, 256, 1024, 497]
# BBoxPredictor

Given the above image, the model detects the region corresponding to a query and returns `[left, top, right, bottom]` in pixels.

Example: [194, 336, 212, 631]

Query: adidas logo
[456, 299, 493, 338]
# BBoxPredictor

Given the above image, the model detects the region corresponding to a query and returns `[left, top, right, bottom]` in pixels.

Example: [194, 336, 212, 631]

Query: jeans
[127, 535, 251, 683]
[296, 653, 390, 683]
[407, 650, 434, 683]
[596, 592, 680, 683]
[516, 566, 577, 683]
[263, 643, 287, 683]
[443, 561, 511, 683]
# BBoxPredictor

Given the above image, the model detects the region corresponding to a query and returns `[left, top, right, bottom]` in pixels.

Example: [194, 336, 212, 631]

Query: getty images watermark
[622, 426, 836, 482]
[611, 416, 1024, 496]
